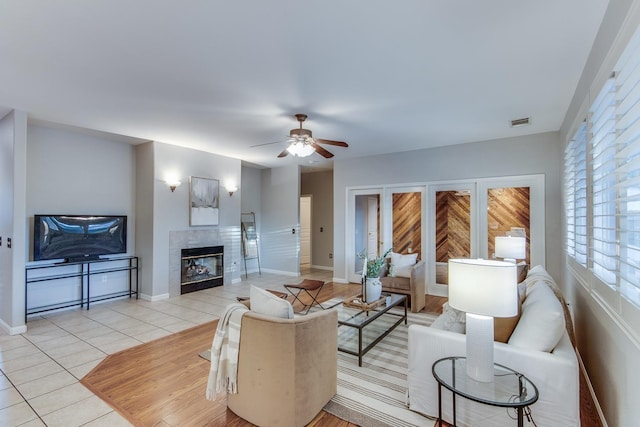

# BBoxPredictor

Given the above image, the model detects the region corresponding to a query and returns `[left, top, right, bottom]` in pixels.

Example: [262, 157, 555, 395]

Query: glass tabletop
[432, 357, 538, 408]
[337, 293, 406, 327]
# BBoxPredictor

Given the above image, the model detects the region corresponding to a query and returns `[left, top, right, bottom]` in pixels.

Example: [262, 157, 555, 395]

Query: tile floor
[0, 267, 333, 427]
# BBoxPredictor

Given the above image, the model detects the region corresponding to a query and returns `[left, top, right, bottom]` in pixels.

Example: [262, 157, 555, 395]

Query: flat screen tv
[33, 215, 127, 262]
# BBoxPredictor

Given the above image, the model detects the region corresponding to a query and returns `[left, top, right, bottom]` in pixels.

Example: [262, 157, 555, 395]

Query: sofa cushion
[389, 252, 418, 278]
[508, 280, 565, 352]
[249, 285, 294, 319]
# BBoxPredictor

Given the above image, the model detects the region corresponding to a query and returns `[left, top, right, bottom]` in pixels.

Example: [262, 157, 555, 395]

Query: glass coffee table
[336, 293, 407, 366]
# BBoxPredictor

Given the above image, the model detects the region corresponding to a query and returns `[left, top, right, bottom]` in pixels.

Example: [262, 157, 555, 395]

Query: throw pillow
[431, 302, 466, 334]
[518, 281, 527, 303]
[508, 280, 566, 352]
[524, 265, 561, 294]
[431, 300, 521, 342]
[389, 252, 418, 278]
[494, 297, 522, 343]
[249, 285, 294, 319]
[516, 262, 529, 283]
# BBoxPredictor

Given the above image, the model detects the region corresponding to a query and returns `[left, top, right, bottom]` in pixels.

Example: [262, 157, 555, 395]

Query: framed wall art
[189, 176, 219, 226]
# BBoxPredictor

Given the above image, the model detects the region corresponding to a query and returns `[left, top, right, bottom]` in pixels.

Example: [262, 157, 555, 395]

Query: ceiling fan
[253, 114, 349, 158]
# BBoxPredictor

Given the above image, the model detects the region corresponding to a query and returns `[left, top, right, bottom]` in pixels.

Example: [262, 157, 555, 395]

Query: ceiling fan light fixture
[286, 140, 315, 157]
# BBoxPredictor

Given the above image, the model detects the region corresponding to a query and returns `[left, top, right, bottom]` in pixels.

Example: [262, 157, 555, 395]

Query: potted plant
[358, 248, 392, 302]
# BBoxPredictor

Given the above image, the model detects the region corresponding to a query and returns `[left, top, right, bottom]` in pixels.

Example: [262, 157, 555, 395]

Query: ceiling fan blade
[250, 140, 285, 148]
[277, 148, 289, 158]
[315, 138, 348, 147]
[311, 142, 334, 158]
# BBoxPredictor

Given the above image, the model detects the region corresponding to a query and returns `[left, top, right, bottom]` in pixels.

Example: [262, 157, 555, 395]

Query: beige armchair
[227, 308, 338, 427]
[379, 259, 426, 313]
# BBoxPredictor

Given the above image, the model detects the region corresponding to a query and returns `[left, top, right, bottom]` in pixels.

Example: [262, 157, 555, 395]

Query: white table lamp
[495, 236, 526, 263]
[448, 259, 518, 382]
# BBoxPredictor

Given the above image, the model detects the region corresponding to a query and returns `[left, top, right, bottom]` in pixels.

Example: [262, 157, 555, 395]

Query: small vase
[365, 277, 382, 303]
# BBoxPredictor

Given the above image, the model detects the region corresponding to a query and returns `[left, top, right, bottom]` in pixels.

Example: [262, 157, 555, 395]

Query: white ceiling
[0, 1, 608, 169]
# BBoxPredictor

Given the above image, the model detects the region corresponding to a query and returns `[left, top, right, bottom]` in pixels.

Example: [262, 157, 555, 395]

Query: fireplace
[181, 246, 224, 294]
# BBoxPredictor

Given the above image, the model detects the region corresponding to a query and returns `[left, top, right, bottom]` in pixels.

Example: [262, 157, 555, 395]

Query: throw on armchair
[379, 256, 426, 313]
[227, 308, 338, 427]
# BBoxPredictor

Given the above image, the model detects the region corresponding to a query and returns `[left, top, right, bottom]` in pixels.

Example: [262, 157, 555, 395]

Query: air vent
[511, 117, 531, 127]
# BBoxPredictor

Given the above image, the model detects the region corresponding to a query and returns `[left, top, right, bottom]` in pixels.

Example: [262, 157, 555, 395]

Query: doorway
[300, 195, 312, 268]
[346, 188, 383, 283]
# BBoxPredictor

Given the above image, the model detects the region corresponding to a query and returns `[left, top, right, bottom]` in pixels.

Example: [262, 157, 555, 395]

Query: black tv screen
[33, 215, 127, 262]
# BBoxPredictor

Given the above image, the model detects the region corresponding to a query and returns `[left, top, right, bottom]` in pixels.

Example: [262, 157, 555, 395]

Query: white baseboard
[0, 318, 27, 335]
[231, 277, 241, 284]
[260, 268, 299, 277]
[140, 293, 170, 302]
[576, 349, 608, 427]
[332, 277, 350, 284]
[241, 268, 261, 276]
[310, 265, 333, 271]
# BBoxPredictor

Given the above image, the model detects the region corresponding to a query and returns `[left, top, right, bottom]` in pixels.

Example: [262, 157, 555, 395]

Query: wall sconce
[226, 184, 238, 197]
[166, 179, 181, 192]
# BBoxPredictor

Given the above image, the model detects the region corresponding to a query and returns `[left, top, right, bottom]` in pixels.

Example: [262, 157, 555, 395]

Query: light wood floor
[81, 282, 601, 427]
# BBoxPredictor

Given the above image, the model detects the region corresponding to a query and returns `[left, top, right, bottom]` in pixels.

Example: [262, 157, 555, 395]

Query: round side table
[432, 356, 538, 427]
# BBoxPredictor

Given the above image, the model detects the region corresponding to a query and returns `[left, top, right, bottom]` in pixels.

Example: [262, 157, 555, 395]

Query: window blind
[589, 77, 618, 287]
[565, 122, 588, 266]
[615, 36, 640, 307]
[564, 18, 640, 336]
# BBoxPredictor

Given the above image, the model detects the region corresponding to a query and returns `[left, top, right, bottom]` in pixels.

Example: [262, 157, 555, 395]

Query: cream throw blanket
[206, 303, 248, 400]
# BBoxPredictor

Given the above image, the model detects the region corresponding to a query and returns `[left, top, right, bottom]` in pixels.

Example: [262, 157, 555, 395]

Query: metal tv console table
[432, 356, 538, 427]
[25, 256, 139, 321]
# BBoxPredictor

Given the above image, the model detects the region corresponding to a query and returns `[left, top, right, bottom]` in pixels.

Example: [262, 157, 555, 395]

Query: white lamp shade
[495, 236, 526, 260]
[448, 259, 518, 318]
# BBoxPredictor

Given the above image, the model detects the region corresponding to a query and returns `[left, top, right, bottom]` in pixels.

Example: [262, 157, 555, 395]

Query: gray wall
[559, 1, 640, 425]
[135, 142, 155, 297]
[240, 165, 262, 275]
[333, 131, 563, 283]
[146, 142, 242, 297]
[301, 170, 334, 269]
[24, 123, 137, 313]
[26, 124, 136, 238]
[0, 110, 28, 333]
[260, 165, 299, 274]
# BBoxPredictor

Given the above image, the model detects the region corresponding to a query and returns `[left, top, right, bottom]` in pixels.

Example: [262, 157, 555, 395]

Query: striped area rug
[324, 310, 437, 427]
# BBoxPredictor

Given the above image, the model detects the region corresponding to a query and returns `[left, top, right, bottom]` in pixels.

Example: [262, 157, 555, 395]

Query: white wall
[0, 110, 28, 334]
[559, 1, 640, 425]
[333, 131, 563, 283]
[301, 171, 334, 269]
[260, 165, 299, 274]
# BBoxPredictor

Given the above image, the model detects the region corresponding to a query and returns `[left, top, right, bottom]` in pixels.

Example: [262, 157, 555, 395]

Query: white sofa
[407, 265, 580, 427]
